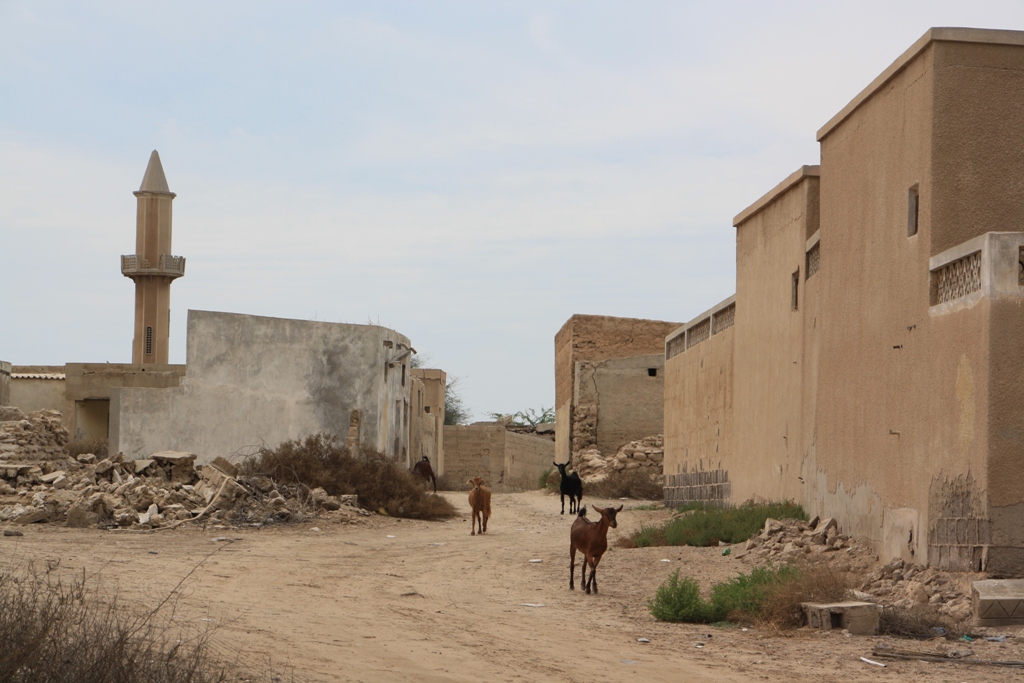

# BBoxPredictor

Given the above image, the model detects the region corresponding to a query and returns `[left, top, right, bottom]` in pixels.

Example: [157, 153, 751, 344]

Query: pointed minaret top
[138, 150, 172, 194]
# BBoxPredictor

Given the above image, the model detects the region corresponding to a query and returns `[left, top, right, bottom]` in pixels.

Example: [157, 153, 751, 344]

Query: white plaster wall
[111, 310, 411, 462]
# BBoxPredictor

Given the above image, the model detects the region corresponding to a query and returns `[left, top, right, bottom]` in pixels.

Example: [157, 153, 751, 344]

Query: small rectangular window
[145, 326, 154, 355]
[908, 185, 919, 237]
[647, 368, 658, 377]
[792, 269, 800, 311]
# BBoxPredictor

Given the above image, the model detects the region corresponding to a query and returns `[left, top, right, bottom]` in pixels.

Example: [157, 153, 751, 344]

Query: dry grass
[66, 437, 109, 460]
[586, 469, 663, 500]
[241, 433, 456, 519]
[757, 560, 854, 628]
[0, 562, 235, 683]
[878, 604, 970, 640]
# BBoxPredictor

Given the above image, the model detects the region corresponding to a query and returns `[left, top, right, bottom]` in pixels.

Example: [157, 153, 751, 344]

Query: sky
[4, 1, 1024, 421]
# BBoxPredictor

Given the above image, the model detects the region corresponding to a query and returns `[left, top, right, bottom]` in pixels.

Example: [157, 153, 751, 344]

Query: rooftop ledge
[817, 27, 1024, 141]
[733, 165, 820, 227]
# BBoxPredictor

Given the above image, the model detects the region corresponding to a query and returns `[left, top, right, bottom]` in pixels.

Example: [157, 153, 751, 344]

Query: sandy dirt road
[2, 490, 1022, 682]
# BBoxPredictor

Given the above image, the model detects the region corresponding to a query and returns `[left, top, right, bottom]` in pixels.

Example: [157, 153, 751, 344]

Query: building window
[791, 269, 800, 311]
[806, 242, 820, 279]
[647, 368, 658, 377]
[908, 185, 919, 237]
[401, 363, 406, 386]
[145, 326, 153, 355]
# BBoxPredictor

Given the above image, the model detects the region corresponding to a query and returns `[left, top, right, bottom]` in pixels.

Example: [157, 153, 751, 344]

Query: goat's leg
[569, 544, 576, 590]
[588, 557, 600, 594]
[581, 553, 591, 594]
[481, 512, 487, 534]
[471, 510, 477, 536]
[560, 491, 565, 514]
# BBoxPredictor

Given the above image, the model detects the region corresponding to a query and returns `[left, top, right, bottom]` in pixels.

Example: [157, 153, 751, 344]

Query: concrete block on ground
[802, 601, 879, 635]
[973, 579, 1024, 627]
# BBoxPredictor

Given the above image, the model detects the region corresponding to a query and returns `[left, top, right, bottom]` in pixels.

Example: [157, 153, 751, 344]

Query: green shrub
[651, 565, 811, 626]
[647, 570, 719, 623]
[626, 501, 806, 547]
[710, 565, 799, 621]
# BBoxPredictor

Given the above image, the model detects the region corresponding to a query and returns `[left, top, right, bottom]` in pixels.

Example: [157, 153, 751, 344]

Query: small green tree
[487, 407, 555, 427]
[444, 377, 472, 425]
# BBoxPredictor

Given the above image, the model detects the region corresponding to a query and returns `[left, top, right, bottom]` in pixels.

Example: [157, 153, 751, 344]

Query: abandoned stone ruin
[5, 30, 1024, 672]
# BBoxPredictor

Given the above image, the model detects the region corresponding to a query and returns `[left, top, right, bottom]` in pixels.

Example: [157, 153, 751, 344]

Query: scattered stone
[3, 528, 24, 536]
[14, 508, 50, 525]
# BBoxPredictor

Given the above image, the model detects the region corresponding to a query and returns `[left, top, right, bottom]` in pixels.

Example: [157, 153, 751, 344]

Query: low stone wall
[0, 408, 70, 461]
[574, 435, 664, 483]
[442, 423, 555, 491]
[503, 431, 555, 490]
[442, 423, 505, 487]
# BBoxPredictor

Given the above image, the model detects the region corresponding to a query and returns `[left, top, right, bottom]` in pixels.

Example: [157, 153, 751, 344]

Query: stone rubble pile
[574, 435, 664, 483]
[738, 515, 975, 623]
[859, 557, 974, 622]
[0, 408, 70, 461]
[1, 447, 366, 530]
[737, 515, 858, 559]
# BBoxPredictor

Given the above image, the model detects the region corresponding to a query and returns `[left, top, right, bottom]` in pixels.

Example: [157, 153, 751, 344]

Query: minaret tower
[121, 151, 185, 364]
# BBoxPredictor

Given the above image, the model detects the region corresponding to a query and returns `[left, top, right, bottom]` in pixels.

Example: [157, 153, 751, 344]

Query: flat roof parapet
[733, 166, 819, 227]
[816, 27, 1024, 141]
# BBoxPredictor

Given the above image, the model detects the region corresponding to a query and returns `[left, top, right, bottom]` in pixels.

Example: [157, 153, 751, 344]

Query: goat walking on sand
[411, 455, 436, 493]
[553, 461, 583, 514]
[467, 477, 491, 536]
[569, 505, 622, 594]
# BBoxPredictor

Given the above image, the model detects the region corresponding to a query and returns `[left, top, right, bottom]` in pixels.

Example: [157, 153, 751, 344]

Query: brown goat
[467, 477, 491, 536]
[569, 505, 622, 594]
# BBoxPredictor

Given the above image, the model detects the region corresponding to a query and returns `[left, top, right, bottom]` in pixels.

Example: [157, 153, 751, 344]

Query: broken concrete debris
[738, 516, 977, 624]
[0, 427, 366, 529]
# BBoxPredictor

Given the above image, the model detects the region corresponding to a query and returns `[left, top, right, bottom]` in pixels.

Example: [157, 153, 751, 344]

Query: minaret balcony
[121, 254, 186, 279]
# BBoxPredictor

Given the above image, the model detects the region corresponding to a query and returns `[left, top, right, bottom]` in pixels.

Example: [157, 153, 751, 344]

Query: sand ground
[2, 489, 1022, 682]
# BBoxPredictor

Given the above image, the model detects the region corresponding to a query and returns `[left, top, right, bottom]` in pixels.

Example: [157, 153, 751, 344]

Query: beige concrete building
[410, 368, 446, 473]
[664, 28, 1024, 576]
[111, 310, 415, 464]
[554, 314, 679, 465]
[0, 362, 9, 406]
[443, 421, 555, 491]
[122, 151, 185, 364]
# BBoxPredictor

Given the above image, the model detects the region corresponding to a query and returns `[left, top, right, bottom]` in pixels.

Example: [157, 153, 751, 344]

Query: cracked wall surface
[554, 314, 679, 464]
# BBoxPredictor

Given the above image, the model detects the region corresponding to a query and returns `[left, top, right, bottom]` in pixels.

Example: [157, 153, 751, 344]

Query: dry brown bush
[878, 604, 969, 640]
[586, 468, 663, 500]
[66, 437, 108, 460]
[0, 562, 238, 683]
[241, 433, 456, 519]
[757, 560, 854, 628]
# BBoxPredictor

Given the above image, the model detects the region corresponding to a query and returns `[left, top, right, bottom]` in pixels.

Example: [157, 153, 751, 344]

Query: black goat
[553, 461, 583, 515]
[412, 455, 436, 493]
